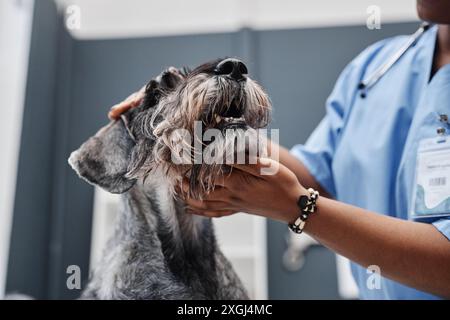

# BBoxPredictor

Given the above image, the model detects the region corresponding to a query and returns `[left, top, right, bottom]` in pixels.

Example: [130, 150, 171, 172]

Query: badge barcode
[429, 177, 446, 186]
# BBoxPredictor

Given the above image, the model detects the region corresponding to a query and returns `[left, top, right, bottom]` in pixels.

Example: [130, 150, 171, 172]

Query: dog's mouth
[202, 90, 248, 131]
[215, 115, 246, 128]
[211, 114, 247, 131]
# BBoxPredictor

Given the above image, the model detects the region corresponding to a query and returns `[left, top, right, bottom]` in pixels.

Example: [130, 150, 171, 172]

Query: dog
[68, 58, 271, 299]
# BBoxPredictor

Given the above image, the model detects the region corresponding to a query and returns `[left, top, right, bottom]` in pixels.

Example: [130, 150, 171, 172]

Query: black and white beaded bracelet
[288, 188, 319, 234]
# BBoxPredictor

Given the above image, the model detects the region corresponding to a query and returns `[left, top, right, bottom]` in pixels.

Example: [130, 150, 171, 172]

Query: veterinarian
[109, 1, 450, 299]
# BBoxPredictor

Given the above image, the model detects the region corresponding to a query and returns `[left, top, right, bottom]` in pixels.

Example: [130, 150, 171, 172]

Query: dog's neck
[131, 169, 212, 246]
[113, 168, 220, 296]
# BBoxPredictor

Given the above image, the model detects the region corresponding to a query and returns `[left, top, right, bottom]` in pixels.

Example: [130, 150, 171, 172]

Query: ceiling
[54, 0, 419, 39]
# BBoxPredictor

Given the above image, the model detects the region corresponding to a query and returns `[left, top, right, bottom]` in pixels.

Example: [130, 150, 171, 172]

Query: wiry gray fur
[68, 59, 271, 300]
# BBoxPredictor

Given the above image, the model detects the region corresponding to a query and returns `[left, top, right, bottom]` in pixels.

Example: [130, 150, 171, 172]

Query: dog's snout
[215, 58, 248, 81]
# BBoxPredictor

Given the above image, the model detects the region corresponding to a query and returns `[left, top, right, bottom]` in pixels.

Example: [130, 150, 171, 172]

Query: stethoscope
[358, 22, 432, 98]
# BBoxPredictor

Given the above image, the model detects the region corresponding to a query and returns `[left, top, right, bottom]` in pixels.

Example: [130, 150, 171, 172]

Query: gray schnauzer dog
[68, 58, 271, 299]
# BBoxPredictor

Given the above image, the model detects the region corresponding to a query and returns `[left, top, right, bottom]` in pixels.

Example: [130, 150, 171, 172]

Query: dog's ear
[159, 67, 185, 89]
[68, 119, 136, 194]
[141, 67, 184, 111]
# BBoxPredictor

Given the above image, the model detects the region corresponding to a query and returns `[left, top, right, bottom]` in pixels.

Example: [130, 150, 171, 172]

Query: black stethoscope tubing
[358, 22, 432, 98]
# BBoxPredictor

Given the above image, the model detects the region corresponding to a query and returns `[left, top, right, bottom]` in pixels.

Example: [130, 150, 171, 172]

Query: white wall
[56, 0, 418, 39]
[0, 0, 34, 298]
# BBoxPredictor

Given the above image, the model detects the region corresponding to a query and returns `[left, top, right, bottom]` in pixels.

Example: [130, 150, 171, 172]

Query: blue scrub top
[291, 25, 450, 299]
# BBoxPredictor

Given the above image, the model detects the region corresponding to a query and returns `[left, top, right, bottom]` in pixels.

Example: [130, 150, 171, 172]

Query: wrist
[284, 186, 309, 224]
[287, 187, 320, 234]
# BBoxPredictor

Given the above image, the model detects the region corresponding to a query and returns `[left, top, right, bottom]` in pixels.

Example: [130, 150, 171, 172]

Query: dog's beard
[126, 73, 271, 199]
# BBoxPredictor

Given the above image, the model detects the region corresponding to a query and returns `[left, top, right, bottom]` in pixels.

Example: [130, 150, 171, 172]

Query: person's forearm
[268, 141, 332, 198]
[293, 197, 450, 298]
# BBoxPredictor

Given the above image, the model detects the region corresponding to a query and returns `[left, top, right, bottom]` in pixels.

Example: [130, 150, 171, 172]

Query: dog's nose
[215, 58, 248, 81]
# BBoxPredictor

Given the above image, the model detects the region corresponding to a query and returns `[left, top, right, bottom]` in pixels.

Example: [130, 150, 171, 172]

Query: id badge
[411, 136, 450, 220]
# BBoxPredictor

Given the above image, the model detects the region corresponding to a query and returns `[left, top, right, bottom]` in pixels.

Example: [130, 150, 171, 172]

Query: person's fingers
[212, 173, 230, 187]
[202, 186, 233, 201]
[108, 88, 146, 120]
[128, 86, 146, 105]
[108, 101, 134, 120]
[184, 197, 205, 208]
[187, 209, 236, 218]
[125, 91, 138, 102]
[185, 198, 232, 211]
[179, 176, 236, 198]
[181, 173, 228, 189]
[179, 170, 253, 196]
[231, 157, 279, 178]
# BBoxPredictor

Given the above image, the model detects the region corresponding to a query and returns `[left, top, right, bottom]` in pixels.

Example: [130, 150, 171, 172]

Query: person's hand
[108, 86, 146, 120]
[181, 158, 308, 223]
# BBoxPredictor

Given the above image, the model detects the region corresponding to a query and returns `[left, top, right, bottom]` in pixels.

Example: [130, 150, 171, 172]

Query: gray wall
[7, 0, 418, 299]
[7, 0, 61, 299]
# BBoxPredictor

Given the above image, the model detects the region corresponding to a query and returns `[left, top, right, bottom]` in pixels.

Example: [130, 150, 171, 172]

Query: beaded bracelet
[288, 188, 319, 234]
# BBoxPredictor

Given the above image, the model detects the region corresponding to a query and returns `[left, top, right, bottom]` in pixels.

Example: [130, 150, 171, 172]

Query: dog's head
[69, 58, 271, 198]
